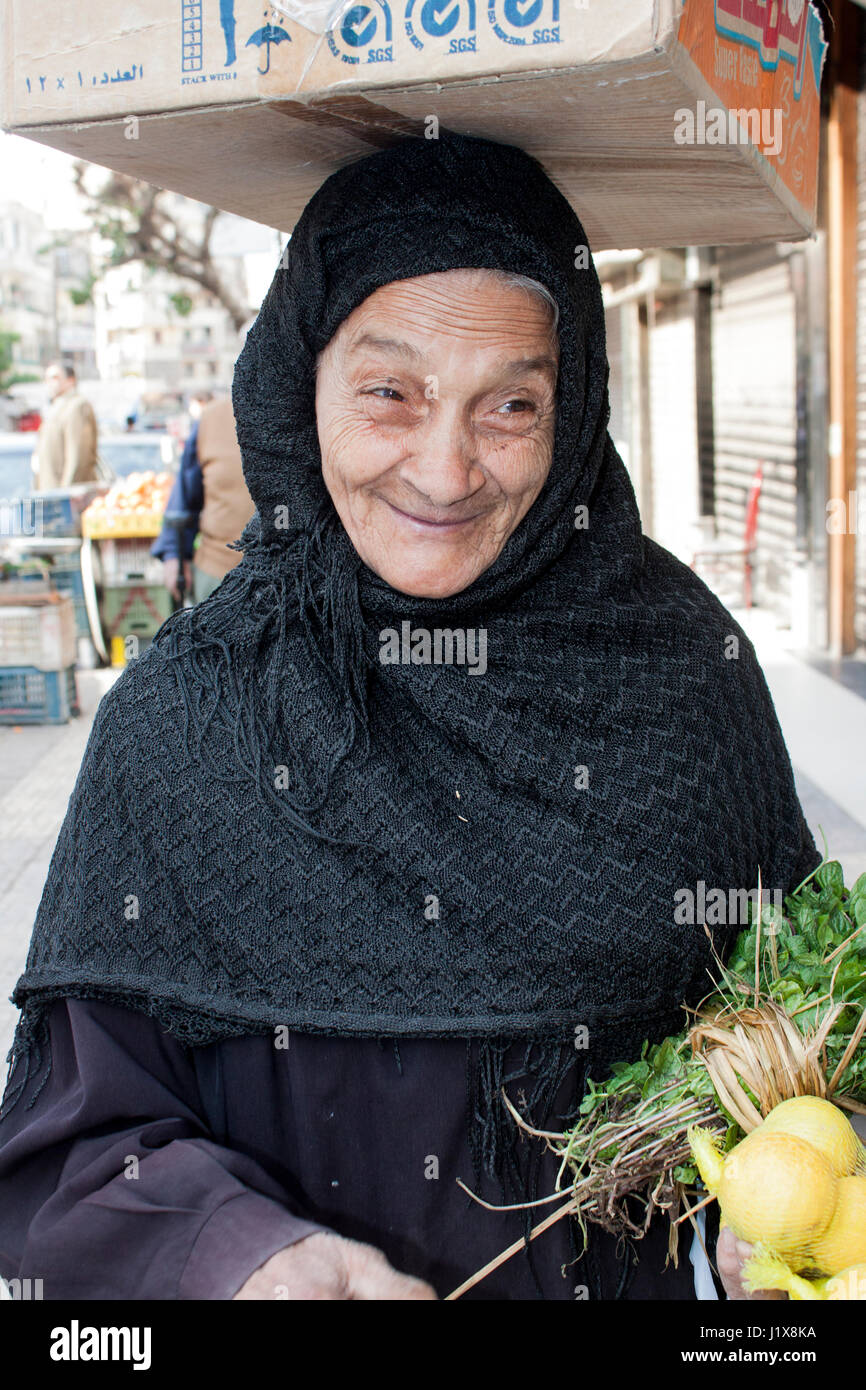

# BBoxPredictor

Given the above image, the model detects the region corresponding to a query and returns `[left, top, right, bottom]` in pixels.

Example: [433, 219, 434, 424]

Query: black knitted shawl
[3, 135, 817, 1167]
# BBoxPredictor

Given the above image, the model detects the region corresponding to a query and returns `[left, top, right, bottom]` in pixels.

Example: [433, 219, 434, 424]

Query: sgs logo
[488, 0, 560, 46]
[404, 0, 477, 53]
[327, 2, 394, 63]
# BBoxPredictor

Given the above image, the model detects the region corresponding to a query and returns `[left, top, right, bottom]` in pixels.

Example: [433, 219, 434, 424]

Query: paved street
[742, 609, 866, 885]
[2, 624, 866, 1075]
[0, 668, 117, 1065]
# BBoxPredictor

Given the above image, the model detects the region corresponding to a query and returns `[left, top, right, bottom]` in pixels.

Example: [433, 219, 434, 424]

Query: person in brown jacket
[153, 393, 256, 606]
[34, 362, 99, 491]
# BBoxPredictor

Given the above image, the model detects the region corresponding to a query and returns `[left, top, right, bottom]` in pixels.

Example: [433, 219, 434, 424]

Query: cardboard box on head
[0, 0, 827, 249]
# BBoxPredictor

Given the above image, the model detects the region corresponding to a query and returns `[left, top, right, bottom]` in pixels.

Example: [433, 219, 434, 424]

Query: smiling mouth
[384, 500, 482, 532]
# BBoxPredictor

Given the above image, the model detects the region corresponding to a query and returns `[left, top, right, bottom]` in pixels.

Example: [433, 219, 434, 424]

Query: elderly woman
[0, 133, 815, 1301]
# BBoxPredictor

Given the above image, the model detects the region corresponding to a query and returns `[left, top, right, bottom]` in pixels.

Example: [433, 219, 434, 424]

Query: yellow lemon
[808, 1176, 866, 1276]
[760, 1097, 865, 1178]
[718, 1131, 838, 1258]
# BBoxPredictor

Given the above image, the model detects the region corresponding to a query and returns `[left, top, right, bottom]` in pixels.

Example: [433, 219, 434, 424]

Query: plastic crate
[101, 584, 173, 644]
[0, 665, 79, 724]
[0, 595, 77, 670]
[48, 553, 90, 639]
[0, 567, 53, 599]
[98, 537, 164, 586]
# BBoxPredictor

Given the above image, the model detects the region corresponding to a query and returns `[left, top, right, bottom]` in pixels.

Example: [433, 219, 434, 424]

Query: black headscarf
[3, 136, 817, 1182]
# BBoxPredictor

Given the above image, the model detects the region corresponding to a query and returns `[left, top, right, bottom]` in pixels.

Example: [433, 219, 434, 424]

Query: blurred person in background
[33, 361, 99, 490]
[152, 390, 255, 606]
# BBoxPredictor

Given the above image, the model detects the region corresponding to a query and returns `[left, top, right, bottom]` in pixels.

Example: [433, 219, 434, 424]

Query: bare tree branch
[68, 165, 252, 331]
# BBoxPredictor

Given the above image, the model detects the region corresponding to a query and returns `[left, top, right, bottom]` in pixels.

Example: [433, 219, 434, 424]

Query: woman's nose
[400, 403, 483, 505]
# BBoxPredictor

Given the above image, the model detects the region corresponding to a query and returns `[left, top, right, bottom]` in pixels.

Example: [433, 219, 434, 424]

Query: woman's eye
[367, 387, 405, 402]
[496, 398, 535, 415]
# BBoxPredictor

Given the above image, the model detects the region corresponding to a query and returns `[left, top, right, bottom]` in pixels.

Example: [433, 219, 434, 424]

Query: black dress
[0, 997, 713, 1300]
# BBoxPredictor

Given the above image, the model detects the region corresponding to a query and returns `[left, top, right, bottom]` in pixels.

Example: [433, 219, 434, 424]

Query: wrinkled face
[315, 269, 559, 599]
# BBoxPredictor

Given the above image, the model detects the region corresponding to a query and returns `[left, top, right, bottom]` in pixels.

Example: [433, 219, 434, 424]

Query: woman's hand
[716, 1227, 787, 1300]
[232, 1231, 438, 1300]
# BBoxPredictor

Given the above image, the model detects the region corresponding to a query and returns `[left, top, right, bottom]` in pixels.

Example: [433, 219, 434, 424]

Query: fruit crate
[98, 537, 164, 586]
[0, 664, 79, 724]
[100, 583, 173, 646]
[0, 594, 77, 670]
[82, 510, 164, 539]
[48, 552, 90, 639]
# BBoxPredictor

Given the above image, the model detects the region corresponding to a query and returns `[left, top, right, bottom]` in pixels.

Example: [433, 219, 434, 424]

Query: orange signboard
[678, 0, 826, 218]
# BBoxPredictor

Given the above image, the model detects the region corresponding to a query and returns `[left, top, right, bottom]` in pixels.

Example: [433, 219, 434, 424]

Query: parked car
[97, 433, 179, 480]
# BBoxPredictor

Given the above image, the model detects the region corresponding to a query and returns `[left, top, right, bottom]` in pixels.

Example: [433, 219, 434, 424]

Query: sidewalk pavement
[0, 669, 118, 1065]
[735, 607, 866, 888]
[1, 618, 865, 1070]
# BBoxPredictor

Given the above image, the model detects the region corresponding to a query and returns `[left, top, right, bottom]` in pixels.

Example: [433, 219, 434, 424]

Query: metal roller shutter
[711, 245, 799, 623]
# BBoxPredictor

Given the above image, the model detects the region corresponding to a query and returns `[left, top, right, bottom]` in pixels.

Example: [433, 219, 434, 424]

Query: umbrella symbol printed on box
[246, 17, 291, 74]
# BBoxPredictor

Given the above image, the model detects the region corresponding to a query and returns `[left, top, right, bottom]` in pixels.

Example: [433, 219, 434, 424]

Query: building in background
[601, 0, 865, 662]
[93, 206, 281, 410]
[53, 230, 97, 381]
[94, 261, 238, 396]
[0, 178, 284, 430]
[0, 207, 97, 383]
[0, 201, 56, 376]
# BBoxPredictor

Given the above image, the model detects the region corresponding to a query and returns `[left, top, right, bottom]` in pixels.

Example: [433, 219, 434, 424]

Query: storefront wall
[646, 297, 700, 565]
